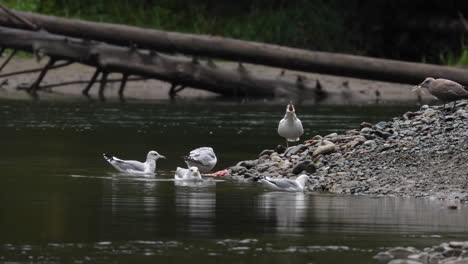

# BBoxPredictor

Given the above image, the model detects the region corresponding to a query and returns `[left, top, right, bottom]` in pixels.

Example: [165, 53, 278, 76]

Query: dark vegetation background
[4, 0, 468, 65]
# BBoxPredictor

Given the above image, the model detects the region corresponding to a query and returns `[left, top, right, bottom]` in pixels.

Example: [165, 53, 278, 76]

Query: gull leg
[452, 101, 457, 111]
[286, 140, 289, 148]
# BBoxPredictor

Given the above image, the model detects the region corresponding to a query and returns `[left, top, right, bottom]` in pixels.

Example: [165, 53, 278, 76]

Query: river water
[0, 99, 467, 263]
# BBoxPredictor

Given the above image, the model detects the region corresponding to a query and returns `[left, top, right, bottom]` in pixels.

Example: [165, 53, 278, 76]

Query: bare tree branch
[0, 61, 73, 78]
[0, 49, 16, 72]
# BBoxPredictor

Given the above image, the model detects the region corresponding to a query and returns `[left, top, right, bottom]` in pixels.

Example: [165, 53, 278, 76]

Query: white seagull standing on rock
[254, 174, 312, 192]
[278, 103, 304, 147]
[184, 147, 217, 173]
[174, 166, 203, 181]
[103, 150, 165, 174]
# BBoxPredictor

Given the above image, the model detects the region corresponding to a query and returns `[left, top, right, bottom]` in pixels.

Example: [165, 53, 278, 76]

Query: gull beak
[159, 155, 166, 159]
[411, 85, 426, 95]
[288, 104, 294, 112]
[411, 85, 421, 92]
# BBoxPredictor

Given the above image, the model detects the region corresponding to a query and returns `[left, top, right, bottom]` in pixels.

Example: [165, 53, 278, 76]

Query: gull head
[296, 174, 312, 188]
[286, 103, 296, 114]
[189, 166, 201, 178]
[413, 77, 434, 92]
[147, 150, 166, 160]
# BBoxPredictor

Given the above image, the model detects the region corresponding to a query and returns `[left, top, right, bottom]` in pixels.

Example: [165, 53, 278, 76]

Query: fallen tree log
[0, 26, 320, 98]
[1, 8, 468, 85]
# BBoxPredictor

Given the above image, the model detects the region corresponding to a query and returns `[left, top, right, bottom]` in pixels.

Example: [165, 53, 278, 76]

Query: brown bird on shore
[413, 77, 468, 110]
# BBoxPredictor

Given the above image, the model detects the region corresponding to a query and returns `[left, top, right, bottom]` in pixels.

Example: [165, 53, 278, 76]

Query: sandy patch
[0, 56, 434, 104]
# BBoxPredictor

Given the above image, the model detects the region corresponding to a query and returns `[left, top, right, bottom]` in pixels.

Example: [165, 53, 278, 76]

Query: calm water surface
[0, 99, 467, 264]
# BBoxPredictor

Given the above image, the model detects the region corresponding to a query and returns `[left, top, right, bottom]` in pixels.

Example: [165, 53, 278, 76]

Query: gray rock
[259, 149, 274, 157]
[373, 251, 394, 261]
[363, 140, 376, 147]
[449, 242, 467, 249]
[375, 121, 388, 130]
[324, 132, 338, 140]
[305, 163, 316, 173]
[230, 165, 247, 174]
[445, 115, 456, 121]
[244, 172, 256, 179]
[445, 259, 468, 264]
[290, 154, 300, 160]
[284, 144, 307, 156]
[360, 122, 373, 129]
[270, 154, 282, 162]
[363, 133, 376, 140]
[311, 135, 322, 140]
[238, 160, 256, 169]
[388, 247, 419, 259]
[278, 160, 291, 170]
[403, 111, 419, 120]
[389, 260, 423, 264]
[312, 140, 336, 157]
[360, 127, 372, 134]
[444, 248, 463, 257]
[257, 162, 276, 172]
[428, 252, 445, 264]
[292, 160, 311, 174]
[275, 145, 287, 154]
[348, 139, 364, 149]
[460, 250, 468, 258]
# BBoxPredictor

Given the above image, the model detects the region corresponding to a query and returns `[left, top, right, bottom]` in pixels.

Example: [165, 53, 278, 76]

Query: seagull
[174, 166, 203, 180]
[103, 150, 165, 174]
[254, 174, 312, 192]
[184, 147, 217, 173]
[413, 77, 468, 110]
[278, 103, 304, 147]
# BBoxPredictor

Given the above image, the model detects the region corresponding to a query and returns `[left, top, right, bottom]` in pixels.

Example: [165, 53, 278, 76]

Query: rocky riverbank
[227, 101, 468, 202]
[374, 241, 468, 264]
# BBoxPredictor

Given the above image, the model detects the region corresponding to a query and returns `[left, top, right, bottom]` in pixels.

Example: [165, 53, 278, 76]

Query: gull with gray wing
[103, 150, 165, 174]
[184, 147, 217, 173]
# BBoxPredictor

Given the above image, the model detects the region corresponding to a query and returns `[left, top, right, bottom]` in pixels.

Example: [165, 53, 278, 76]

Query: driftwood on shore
[0, 26, 320, 99]
[1, 8, 468, 86]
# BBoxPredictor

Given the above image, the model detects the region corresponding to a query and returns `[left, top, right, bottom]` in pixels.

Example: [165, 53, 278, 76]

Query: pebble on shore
[227, 101, 468, 202]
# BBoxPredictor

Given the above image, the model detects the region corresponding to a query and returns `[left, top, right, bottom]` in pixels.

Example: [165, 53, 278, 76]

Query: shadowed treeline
[3, 0, 468, 64]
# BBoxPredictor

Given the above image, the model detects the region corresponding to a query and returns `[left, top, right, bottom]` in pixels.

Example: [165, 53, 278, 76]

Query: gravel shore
[375, 241, 468, 264]
[228, 101, 468, 202]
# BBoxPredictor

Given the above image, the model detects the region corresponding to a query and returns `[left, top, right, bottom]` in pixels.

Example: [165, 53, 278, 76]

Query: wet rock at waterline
[376, 241, 468, 264]
[227, 102, 468, 202]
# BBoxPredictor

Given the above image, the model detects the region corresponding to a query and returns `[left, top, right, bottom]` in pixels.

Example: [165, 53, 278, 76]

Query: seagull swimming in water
[184, 147, 217, 173]
[103, 150, 165, 174]
[254, 174, 312, 192]
[174, 166, 202, 180]
[278, 103, 304, 147]
[413, 77, 468, 110]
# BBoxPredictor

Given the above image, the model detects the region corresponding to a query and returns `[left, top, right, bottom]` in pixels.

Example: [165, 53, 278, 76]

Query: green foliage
[440, 46, 468, 66]
[2, 0, 464, 64]
[3, 0, 39, 12]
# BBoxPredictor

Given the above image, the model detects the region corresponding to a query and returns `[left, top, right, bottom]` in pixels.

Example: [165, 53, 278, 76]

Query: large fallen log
[1, 8, 468, 85]
[0, 26, 320, 98]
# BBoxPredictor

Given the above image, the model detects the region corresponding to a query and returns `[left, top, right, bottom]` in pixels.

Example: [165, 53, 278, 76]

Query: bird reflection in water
[257, 192, 309, 235]
[175, 181, 217, 236]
